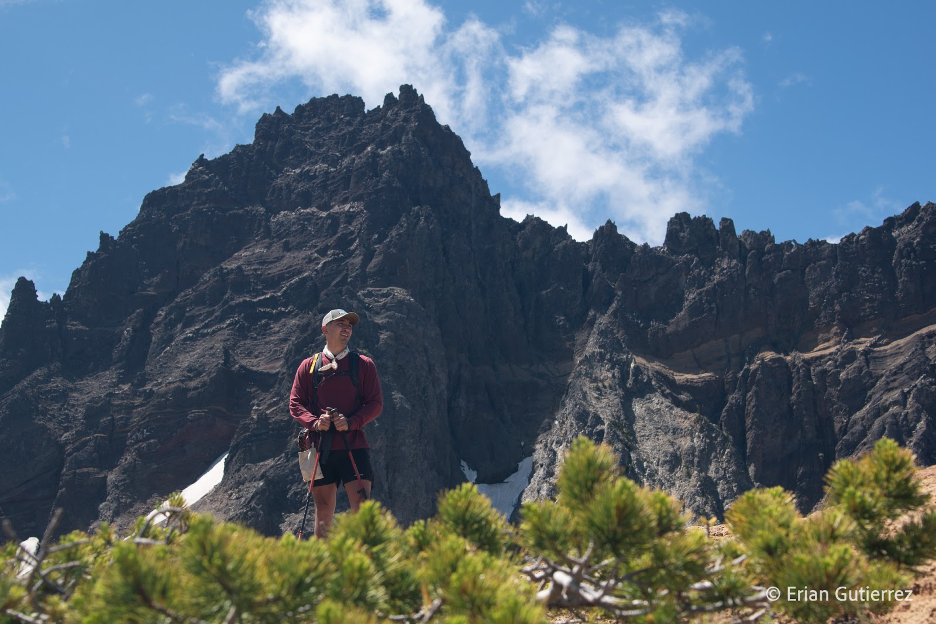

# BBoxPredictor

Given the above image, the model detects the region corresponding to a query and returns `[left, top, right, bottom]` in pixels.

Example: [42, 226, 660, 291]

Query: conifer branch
[1, 436, 931, 624]
[386, 597, 443, 623]
[46, 539, 91, 555]
[144, 600, 212, 624]
[36, 561, 82, 595]
[222, 605, 238, 624]
[3, 609, 48, 624]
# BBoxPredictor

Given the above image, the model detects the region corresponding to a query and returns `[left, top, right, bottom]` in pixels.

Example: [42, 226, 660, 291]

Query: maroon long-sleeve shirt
[289, 351, 383, 450]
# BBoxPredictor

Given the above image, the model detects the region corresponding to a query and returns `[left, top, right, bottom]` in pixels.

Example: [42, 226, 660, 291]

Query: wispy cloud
[217, 0, 754, 244]
[0, 179, 15, 203]
[834, 187, 901, 224]
[523, 1, 549, 17]
[61, 134, 71, 148]
[825, 187, 903, 242]
[167, 104, 238, 158]
[135, 93, 153, 107]
[168, 104, 223, 132]
[779, 72, 810, 88]
[762, 32, 773, 45]
[167, 170, 187, 186]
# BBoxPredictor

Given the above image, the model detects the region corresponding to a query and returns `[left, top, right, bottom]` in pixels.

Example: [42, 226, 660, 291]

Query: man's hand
[316, 413, 332, 431]
[334, 413, 349, 432]
[323, 407, 349, 432]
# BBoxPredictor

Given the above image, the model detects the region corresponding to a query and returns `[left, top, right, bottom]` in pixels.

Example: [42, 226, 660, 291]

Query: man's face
[323, 318, 353, 347]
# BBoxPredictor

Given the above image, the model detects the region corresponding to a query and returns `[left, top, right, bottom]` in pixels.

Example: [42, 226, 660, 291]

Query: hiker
[290, 309, 383, 538]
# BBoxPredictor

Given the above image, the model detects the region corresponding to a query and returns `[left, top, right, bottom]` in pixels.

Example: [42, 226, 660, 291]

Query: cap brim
[327, 312, 359, 326]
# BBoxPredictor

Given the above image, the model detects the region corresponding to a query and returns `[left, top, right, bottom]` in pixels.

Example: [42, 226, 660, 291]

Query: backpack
[308, 350, 361, 411]
[297, 351, 362, 458]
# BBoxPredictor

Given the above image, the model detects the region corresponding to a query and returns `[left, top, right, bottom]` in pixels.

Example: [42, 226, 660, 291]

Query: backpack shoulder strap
[309, 351, 361, 410]
[349, 352, 361, 406]
[308, 352, 321, 409]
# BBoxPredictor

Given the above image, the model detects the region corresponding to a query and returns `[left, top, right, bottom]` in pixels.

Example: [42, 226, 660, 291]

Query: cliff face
[1, 85, 934, 539]
[524, 209, 936, 517]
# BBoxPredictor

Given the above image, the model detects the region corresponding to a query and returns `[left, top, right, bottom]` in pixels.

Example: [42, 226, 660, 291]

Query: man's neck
[325, 342, 348, 357]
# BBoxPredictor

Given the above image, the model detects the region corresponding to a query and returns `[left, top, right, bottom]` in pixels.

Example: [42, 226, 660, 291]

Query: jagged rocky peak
[663, 212, 719, 258]
[1, 82, 934, 542]
[593, 218, 621, 239]
[97, 231, 116, 254]
[739, 227, 775, 250]
[251, 84, 430, 149]
[0, 277, 56, 337]
[0, 277, 62, 394]
[5, 276, 40, 316]
[715, 217, 739, 258]
[254, 93, 366, 142]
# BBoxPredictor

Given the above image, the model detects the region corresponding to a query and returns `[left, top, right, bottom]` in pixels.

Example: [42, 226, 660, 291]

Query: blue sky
[1, 0, 933, 323]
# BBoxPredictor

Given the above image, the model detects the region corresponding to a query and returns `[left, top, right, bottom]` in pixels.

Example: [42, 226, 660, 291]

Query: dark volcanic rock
[1, 85, 934, 540]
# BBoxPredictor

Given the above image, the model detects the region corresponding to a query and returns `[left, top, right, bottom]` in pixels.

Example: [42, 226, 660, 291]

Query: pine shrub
[1, 436, 933, 623]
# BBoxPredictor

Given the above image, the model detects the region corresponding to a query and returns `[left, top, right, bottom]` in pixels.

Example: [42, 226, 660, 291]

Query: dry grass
[871, 464, 936, 624]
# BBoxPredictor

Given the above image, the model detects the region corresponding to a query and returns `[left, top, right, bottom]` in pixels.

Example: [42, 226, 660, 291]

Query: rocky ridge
[0, 85, 933, 539]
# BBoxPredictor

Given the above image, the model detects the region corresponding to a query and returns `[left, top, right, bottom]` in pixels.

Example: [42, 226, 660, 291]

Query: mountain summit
[1, 85, 934, 539]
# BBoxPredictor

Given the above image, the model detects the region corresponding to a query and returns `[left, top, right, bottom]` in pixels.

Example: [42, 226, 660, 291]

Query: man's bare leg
[344, 480, 373, 512]
[312, 483, 338, 538]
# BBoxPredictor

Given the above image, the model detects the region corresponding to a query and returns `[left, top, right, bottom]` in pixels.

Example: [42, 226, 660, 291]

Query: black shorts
[313, 447, 374, 487]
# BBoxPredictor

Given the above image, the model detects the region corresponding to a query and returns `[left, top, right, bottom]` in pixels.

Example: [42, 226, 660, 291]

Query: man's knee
[312, 485, 337, 516]
[345, 480, 372, 511]
[313, 493, 337, 538]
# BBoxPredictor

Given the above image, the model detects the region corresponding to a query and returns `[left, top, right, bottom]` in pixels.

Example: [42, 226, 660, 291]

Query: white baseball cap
[321, 309, 360, 329]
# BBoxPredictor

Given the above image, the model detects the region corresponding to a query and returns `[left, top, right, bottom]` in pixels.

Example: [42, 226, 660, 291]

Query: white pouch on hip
[299, 448, 324, 482]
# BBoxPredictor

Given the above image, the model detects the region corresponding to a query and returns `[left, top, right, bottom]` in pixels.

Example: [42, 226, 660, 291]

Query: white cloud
[135, 93, 153, 107]
[499, 198, 593, 241]
[61, 135, 70, 148]
[167, 170, 187, 186]
[219, 0, 450, 113]
[491, 13, 752, 242]
[217, 1, 754, 244]
[762, 32, 773, 45]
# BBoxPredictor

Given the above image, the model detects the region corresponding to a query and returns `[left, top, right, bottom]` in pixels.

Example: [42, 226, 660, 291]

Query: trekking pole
[298, 479, 314, 540]
[326, 407, 368, 501]
[297, 430, 324, 540]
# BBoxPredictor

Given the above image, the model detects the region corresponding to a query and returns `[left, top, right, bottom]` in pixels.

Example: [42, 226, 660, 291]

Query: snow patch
[147, 452, 228, 523]
[460, 456, 534, 518]
[180, 452, 228, 506]
[17, 537, 39, 578]
[460, 460, 477, 483]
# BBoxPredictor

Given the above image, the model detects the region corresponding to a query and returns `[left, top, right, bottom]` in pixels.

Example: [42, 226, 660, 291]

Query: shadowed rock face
[1, 85, 934, 539]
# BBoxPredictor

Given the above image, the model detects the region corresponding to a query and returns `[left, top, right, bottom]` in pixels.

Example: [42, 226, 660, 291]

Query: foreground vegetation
[3, 437, 935, 623]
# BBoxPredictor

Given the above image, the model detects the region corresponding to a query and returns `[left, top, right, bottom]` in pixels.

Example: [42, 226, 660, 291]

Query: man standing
[290, 309, 383, 538]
